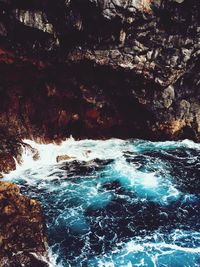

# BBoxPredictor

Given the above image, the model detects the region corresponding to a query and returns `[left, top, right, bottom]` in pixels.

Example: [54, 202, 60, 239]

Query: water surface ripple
[5, 139, 200, 267]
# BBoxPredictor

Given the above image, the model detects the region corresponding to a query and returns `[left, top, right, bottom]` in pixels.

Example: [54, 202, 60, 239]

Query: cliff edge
[0, 0, 199, 144]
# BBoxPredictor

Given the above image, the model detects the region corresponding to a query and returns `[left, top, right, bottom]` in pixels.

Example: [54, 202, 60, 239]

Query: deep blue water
[5, 139, 200, 266]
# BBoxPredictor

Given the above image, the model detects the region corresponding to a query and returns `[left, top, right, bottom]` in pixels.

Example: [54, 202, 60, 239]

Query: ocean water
[4, 138, 200, 267]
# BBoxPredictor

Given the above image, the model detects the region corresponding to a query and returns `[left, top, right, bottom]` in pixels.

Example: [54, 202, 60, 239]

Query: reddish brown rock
[0, 153, 16, 177]
[0, 0, 200, 143]
[0, 181, 49, 267]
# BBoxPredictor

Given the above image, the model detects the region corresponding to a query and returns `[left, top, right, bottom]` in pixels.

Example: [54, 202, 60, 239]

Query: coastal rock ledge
[0, 181, 49, 267]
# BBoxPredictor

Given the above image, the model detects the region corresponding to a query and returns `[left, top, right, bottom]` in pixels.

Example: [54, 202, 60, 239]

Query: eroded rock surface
[0, 134, 23, 176]
[0, 153, 16, 177]
[0, 0, 199, 142]
[0, 181, 48, 267]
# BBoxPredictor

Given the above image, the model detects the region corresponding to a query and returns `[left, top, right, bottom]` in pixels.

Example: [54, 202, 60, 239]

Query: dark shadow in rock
[60, 159, 114, 177]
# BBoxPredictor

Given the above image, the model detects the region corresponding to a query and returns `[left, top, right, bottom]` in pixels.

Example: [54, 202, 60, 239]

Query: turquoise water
[5, 139, 200, 266]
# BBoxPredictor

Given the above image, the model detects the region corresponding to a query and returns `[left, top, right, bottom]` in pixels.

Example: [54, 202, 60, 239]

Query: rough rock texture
[0, 133, 23, 176]
[0, 181, 48, 267]
[0, 0, 200, 143]
[0, 153, 16, 177]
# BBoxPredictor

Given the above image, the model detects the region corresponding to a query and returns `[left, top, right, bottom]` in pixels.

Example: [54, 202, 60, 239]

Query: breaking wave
[4, 138, 200, 266]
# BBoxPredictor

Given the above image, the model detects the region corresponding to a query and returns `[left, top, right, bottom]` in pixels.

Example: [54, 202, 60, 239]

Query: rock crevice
[0, 0, 199, 149]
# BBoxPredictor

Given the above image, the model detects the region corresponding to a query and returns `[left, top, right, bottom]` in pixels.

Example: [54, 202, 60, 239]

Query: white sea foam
[89, 230, 200, 267]
[47, 248, 64, 267]
[111, 156, 181, 205]
[132, 139, 200, 153]
[4, 138, 187, 205]
[8, 138, 128, 174]
[4, 138, 200, 177]
[3, 138, 200, 267]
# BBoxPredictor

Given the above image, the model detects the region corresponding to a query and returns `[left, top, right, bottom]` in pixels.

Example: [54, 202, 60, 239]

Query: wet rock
[0, 181, 48, 267]
[0, 134, 23, 177]
[0, 153, 16, 176]
[22, 143, 40, 161]
[2, 253, 49, 267]
[56, 154, 76, 162]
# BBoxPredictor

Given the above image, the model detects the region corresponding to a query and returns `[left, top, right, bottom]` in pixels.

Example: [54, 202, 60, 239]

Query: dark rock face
[0, 153, 16, 177]
[0, 133, 24, 176]
[0, 181, 48, 267]
[0, 0, 200, 141]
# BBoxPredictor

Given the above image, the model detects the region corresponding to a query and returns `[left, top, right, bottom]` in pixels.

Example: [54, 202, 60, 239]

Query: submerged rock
[0, 181, 49, 267]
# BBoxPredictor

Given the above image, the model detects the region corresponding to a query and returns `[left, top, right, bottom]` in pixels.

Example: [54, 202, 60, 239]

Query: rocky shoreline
[0, 0, 200, 265]
[0, 0, 200, 174]
[0, 181, 49, 267]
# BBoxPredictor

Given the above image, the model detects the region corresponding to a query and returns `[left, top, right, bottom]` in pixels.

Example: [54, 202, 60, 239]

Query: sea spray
[4, 139, 200, 267]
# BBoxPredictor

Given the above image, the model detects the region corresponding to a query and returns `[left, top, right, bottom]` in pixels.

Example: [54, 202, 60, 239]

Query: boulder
[56, 154, 76, 162]
[0, 181, 49, 267]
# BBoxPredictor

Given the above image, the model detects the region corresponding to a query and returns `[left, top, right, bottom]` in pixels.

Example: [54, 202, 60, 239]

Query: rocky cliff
[0, 0, 200, 149]
[0, 1, 200, 264]
[0, 181, 48, 267]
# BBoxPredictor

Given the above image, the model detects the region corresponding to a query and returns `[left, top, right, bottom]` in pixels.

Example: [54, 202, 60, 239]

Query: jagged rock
[0, 181, 48, 267]
[13, 10, 54, 34]
[0, 153, 16, 176]
[0, 0, 199, 141]
[0, 134, 23, 177]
